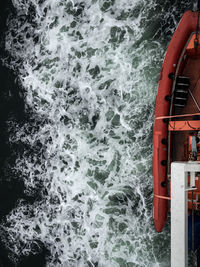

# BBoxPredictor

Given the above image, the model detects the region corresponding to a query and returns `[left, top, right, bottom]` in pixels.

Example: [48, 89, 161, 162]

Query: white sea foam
[1, 0, 192, 266]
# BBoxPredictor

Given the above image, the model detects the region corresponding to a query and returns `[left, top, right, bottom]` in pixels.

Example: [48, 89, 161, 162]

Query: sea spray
[0, 0, 192, 266]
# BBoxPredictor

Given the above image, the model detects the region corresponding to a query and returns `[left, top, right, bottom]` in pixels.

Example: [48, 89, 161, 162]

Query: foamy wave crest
[1, 0, 191, 266]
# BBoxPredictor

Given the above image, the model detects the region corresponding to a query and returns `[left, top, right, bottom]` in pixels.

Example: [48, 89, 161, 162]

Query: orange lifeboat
[153, 10, 200, 232]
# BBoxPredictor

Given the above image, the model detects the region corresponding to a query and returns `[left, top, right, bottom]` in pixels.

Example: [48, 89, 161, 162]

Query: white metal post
[171, 162, 200, 267]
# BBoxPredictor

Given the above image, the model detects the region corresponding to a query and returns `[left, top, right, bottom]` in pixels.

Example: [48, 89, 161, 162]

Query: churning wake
[0, 0, 192, 266]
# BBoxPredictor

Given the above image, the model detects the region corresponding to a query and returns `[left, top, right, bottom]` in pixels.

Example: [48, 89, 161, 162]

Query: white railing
[171, 162, 200, 267]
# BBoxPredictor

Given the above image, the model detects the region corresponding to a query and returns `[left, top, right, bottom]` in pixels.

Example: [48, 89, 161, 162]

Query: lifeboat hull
[153, 10, 199, 232]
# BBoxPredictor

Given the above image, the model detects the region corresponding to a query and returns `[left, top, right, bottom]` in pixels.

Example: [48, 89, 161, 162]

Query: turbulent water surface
[0, 0, 192, 266]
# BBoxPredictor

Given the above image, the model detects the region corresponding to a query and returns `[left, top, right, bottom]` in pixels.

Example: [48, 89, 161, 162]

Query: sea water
[0, 0, 192, 266]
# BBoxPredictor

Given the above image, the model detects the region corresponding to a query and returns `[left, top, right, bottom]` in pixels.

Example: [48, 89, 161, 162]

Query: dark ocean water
[0, 1, 46, 266]
[0, 0, 193, 266]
